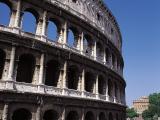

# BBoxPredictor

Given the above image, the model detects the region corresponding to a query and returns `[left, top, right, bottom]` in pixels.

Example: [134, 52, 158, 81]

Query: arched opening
[67, 65, 79, 90]
[96, 42, 103, 61]
[0, 2, 11, 26]
[68, 27, 78, 48]
[66, 111, 79, 120]
[105, 48, 110, 63]
[68, 29, 74, 47]
[99, 112, 106, 120]
[45, 60, 60, 87]
[98, 75, 106, 95]
[0, 49, 6, 79]
[21, 9, 38, 33]
[16, 54, 35, 83]
[116, 113, 119, 120]
[115, 82, 118, 99]
[84, 35, 93, 56]
[47, 19, 60, 41]
[12, 108, 32, 120]
[85, 111, 95, 120]
[108, 79, 113, 97]
[109, 113, 113, 120]
[43, 110, 59, 120]
[85, 72, 95, 93]
[112, 54, 116, 69]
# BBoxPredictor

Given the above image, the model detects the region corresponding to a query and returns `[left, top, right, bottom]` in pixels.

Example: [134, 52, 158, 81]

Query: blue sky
[105, 0, 160, 106]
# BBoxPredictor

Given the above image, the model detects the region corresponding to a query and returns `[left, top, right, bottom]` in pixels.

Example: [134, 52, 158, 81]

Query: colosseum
[0, 0, 126, 120]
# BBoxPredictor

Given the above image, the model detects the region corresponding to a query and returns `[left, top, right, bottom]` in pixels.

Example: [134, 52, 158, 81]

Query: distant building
[133, 96, 149, 114]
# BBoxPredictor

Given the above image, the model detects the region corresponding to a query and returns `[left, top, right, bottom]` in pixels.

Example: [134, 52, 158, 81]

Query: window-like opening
[45, 60, 60, 87]
[111, 28, 114, 35]
[47, 19, 60, 41]
[109, 113, 113, 120]
[85, 72, 95, 93]
[16, 54, 35, 83]
[84, 35, 93, 56]
[112, 54, 116, 69]
[105, 48, 110, 63]
[85, 111, 95, 120]
[98, 75, 106, 95]
[108, 79, 113, 97]
[0, 49, 6, 79]
[66, 111, 79, 120]
[97, 13, 101, 21]
[116, 113, 119, 120]
[68, 27, 78, 48]
[0, 2, 11, 26]
[72, 0, 77, 3]
[115, 82, 118, 98]
[99, 112, 106, 120]
[21, 9, 38, 33]
[68, 29, 74, 47]
[12, 108, 32, 120]
[67, 65, 79, 90]
[43, 110, 59, 120]
[96, 42, 103, 61]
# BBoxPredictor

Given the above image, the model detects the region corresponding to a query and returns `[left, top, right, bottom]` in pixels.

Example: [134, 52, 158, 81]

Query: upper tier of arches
[0, 0, 124, 77]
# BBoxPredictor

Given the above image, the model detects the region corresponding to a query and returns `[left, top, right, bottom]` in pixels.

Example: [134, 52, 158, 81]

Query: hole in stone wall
[84, 35, 93, 56]
[98, 76, 106, 95]
[85, 111, 95, 120]
[0, 2, 11, 26]
[0, 49, 6, 79]
[47, 20, 58, 41]
[99, 112, 106, 120]
[22, 10, 38, 33]
[66, 111, 79, 120]
[67, 65, 79, 90]
[43, 110, 59, 120]
[45, 60, 60, 87]
[85, 72, 95, 93]
[108, 79, 113, 97]
[12, 108, 32, 120]
[16, 54, 35, 83]
[109, 113, 113, 120]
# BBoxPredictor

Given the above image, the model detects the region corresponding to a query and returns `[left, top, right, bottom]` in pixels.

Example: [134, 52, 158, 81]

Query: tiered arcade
[0, 0, 126, 120]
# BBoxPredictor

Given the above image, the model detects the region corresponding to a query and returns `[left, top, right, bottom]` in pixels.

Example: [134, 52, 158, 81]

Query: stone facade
[0, 0, 126, 120]
[133, 96, 149, 114]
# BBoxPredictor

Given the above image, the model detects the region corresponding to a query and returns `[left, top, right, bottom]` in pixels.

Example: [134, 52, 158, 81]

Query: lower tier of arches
[0, 92, 126, 120]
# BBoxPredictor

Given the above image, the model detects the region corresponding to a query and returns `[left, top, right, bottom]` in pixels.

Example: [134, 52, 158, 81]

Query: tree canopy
[142, 93, 160, 120]
[126, 108, 138, 118]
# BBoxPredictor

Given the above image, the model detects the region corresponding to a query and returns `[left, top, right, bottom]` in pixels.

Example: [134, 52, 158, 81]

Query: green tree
[142, 93, 160, 120]
[126, 108, 138, 118]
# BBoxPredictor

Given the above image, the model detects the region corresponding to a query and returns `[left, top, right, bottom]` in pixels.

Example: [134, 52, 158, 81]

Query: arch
[112, 54, 116, 69]
[16, 54, 35, 83]
[67, 65, 79, 90]
[84, 34, 93, 56]
[109, 113, 113, 120]
[108, 79, 113, 97]
[47, 19, 60, 41]
[0, 49, 6, 79]
[96, 42, 104, 61]
[115, 82, 118, 98]
[21, 8, 39, 33]
[85, 72, 95, 93]
[98, 75, 106, 95]
[66, 111, 79, 120]
[12, 108, 32, 120]
[85, 111, 95, 120]
[116, 113, 119, 120]
[105, 48, 110, 63]
[0, 1, 11, 26]
[45, 60, 60, 87]
[99, 112, 106, 120]
[68, 27, 78, 47]
[43, 110, 59, 120]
